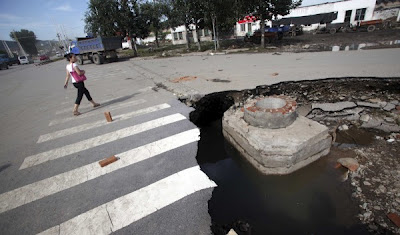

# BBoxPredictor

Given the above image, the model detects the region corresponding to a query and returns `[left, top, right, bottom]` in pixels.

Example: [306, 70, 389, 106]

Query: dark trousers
[73, 82, 92, 105]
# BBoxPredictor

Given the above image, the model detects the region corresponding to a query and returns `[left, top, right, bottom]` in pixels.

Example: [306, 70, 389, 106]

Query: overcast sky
[0, 0, 343, 41]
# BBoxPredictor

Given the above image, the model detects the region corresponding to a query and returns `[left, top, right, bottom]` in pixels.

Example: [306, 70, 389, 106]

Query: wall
[235, 20, 273, 37]
[171, 26, 188, 45]
[283, 0, 376, 30]
[171, 25, 213, 45]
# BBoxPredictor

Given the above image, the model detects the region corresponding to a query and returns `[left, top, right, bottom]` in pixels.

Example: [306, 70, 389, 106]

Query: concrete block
[223, 107, 331, 175]
[244, 96, 297, 129]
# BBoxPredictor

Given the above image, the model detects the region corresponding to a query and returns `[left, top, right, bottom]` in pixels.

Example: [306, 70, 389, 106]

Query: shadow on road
[80, 92, 140, 114]
[0, 163, 11, 173]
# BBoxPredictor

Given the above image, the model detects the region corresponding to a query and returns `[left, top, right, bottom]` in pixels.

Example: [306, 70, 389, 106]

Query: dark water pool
[197, 119, 368, 235]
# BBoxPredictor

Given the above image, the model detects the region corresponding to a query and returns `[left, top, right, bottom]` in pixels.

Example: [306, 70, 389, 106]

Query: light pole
[12, 31, 27, 56]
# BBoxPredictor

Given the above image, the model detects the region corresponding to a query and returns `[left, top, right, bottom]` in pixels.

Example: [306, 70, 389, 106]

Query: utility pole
[12, 31, 27, 56]
[2, 40, 13, 57]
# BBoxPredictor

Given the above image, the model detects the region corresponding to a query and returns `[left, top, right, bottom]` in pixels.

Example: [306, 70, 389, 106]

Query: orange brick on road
[104, 111, 113, 122]
[99, 156, 118, 167]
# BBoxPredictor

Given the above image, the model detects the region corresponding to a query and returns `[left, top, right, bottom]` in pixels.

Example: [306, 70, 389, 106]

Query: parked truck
[69, 36, 122, 65]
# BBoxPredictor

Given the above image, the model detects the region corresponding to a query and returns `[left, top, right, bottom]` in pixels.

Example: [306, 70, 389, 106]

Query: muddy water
[335, 126, 377, 149]
[197, 120, 368, 235]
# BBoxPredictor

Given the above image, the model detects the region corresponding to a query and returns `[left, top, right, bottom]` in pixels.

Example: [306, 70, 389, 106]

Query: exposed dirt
[187, 77, 400, 234]
[233, 28, 400, 53]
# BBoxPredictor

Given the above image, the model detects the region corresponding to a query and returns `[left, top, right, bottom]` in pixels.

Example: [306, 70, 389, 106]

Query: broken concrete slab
[383, 103, 396, 111]
[356, 102, 381, 108]
[312, 101, 357, 112]
[223, 108, 331, 175]
[368, 98, 382, 103]
[361, 117, 400, 132]
[326, 107, 364, 117]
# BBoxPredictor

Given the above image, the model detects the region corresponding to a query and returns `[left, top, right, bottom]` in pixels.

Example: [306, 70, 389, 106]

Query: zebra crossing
[0, 89, 216, 234]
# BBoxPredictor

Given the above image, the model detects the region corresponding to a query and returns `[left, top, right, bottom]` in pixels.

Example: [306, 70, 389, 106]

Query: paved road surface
[0, 61, 215, 234]
[0, 48, 399, 234]
[129, 48, 400, 95]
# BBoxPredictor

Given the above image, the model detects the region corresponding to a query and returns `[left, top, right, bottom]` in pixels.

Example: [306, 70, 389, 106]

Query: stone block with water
[223, 95, 332, 175]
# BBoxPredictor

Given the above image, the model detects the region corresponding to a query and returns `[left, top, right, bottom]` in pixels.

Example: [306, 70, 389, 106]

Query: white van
[18, 56, 30, 65]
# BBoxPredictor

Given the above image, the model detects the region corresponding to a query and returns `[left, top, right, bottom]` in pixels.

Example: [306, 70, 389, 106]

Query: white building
[235, 15, 267, 38]
[281, 0, 400, 31]
[235, 0, 400, 35]
[170, 25, 213, 45]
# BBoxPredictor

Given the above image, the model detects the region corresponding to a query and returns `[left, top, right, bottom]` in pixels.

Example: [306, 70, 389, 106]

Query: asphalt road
[0, 61, 215, 234]
[0, 48, 399, 234]
[129, 48, 400, 95]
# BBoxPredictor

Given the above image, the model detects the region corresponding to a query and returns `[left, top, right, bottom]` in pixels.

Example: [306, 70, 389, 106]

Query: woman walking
[64, 53, 100, 116]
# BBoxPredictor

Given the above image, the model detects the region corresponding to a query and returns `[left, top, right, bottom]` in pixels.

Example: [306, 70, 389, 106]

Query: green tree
[202, 0, 239, 49]
[166, 0, 205, 50]
[84, 0, 119, 36]
[239, 0, 301, 47]
[116, 0, 150, 56]
[85, 0, 150, 56]
[141, 1, 169, 48]
[9, 29, 38, 55]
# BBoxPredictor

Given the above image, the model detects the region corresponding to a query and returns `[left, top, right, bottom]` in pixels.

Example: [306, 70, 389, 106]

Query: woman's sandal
[73, 111, 81, 116]
[93, 103, 101, 108]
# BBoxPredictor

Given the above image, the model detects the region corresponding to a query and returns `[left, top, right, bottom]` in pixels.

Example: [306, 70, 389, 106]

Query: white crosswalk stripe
[37, 166, 216, 235]
[49, 99, 146, 126]
[0, 129, 201, 214]
[38, 103, 171, 143]
[2, 94, 215, 234]
[21, 113, 186, 169]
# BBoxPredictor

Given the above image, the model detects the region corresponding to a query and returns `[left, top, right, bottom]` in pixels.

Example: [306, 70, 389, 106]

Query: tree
[9, 29, 38, 55]
[85, 0, 150, 56]
[116, 0, 150, 56]
[202, 0, 238, 50]
[166, 0, 205, 50]
[141, 1, 169, 48]
[239, 0, 301, 47]
[84, 0, 119, 36]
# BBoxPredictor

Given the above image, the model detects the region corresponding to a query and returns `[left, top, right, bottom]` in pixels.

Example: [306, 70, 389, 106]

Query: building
[235, 0, 400, 35]
[280, 0, 400, 31]
[235, 15, 264, 38]
[170, 25, 212, 45]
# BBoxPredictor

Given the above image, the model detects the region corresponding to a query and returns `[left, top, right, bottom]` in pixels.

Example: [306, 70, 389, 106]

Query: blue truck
[69, 36, 122, 65]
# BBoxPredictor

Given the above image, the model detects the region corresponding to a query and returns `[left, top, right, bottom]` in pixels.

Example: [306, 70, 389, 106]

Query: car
[18, 56, 30, 65]
[7, 56, 20, 65]
[0, 60, 8, 70]
[39, 55, 49, 61]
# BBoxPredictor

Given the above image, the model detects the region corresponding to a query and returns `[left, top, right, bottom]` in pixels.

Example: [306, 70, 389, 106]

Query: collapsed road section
[186, 77, 400, 234]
